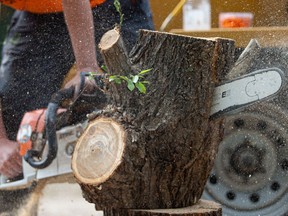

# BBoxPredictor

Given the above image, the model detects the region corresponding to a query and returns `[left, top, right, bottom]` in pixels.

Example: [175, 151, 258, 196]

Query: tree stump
[72, 29, 235, 212]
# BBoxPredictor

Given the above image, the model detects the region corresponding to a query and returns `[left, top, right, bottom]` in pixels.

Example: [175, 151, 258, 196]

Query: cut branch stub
[73, 29, 235, 210]
[72, 118, 126, 185]
[99, 27, 132, 76]
[99, 27, 134, 107]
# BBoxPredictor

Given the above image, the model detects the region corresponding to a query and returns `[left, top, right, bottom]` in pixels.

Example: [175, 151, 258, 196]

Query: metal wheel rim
[203, 103, 288, 215]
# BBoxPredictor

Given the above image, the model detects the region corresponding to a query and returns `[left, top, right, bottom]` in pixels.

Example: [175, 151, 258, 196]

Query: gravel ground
[37, 183, 103, 216]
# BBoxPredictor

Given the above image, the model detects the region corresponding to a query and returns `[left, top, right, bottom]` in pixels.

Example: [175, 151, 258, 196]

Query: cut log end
[72, 118, 126, 185]
[99, 28, 121, 51]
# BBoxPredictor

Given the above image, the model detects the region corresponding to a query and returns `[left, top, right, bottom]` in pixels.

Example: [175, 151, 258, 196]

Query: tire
[202, 47, 288, 216]
[203, 103, 288, 216]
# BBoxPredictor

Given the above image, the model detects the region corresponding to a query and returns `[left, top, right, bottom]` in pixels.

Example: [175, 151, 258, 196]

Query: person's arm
[62, 0, 101, 73]
[0, 101, 22, 178]
[62, 0, 103, 96]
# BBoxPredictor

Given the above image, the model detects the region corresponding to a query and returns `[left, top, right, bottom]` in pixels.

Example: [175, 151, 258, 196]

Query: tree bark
[72, 29, 235, 210]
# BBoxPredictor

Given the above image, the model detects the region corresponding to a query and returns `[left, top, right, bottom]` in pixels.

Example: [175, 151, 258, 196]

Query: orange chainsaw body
[17, 109, 46, 156]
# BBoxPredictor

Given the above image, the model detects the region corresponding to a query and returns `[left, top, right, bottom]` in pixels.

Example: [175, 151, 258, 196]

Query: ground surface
[38, 183, 103, 216]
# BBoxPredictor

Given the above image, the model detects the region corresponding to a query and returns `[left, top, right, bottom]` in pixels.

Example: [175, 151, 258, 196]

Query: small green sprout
[114, 0, 124, 27]
[87, 67, 152, 94]
[101, 65, 108, 72]
[109, 69, 152, 94]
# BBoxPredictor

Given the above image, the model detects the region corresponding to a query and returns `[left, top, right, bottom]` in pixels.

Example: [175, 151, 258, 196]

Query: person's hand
[0, 138, 22, 178]
[64, 67, 103, 99]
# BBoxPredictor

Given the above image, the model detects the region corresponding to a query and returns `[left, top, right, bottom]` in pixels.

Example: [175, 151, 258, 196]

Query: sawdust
[16, 180, 47, 216]
[13, 174, 75, 216]
[1, 176, 102, 216]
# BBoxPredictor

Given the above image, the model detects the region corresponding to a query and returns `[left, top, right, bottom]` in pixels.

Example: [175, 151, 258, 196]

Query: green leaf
[114, 78, 122, 84]
[109, 75, 116, 81]
[114, 0, 120, 9]
[127, 79, 135, 91]
[120, 76, 129, 81]
[135, 82, 146, 94]
[139, 68, 152, 75]
[101, 65, 108, 72]
[132, 75, 139, 83]
[109, 75, 122, 84]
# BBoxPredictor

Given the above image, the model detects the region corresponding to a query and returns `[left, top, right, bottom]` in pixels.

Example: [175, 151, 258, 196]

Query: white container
[183, 0, 211, 31]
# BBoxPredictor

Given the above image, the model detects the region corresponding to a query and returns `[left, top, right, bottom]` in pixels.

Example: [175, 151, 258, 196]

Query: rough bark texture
[102, 200, 222, 216]
[72, 29, 235, 210]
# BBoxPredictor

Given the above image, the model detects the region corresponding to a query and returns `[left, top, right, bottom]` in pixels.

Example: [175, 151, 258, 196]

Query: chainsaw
[0, 67, 284, 190]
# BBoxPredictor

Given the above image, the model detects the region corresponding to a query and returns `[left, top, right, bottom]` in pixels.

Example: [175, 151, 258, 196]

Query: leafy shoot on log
[114, 0, 124, 27]
[87, 68, 152, 94]
[109, 68, 152, 94]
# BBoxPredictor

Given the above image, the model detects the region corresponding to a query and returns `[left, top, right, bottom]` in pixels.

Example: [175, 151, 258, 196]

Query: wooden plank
[170, 27, 288, 47]
[103, 200, 222, 216]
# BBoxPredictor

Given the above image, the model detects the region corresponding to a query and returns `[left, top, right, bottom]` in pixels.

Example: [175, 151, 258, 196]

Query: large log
[72, 29, 235, 210]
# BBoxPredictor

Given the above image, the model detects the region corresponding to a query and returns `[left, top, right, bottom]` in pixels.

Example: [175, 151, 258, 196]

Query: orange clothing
[0, 0, 106, 14]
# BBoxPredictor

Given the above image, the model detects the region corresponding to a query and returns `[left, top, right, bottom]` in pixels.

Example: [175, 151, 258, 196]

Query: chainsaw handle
[24, 72, 104, 169]
[24, 87, 74, 169]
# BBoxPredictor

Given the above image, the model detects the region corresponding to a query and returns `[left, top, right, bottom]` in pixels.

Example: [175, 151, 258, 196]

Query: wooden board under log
[72, 29, 235, 210]
[103, 200, 222, 216]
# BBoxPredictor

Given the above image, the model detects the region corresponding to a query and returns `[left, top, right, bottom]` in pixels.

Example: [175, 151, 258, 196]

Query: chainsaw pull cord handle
[24, 72, 87, 169]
